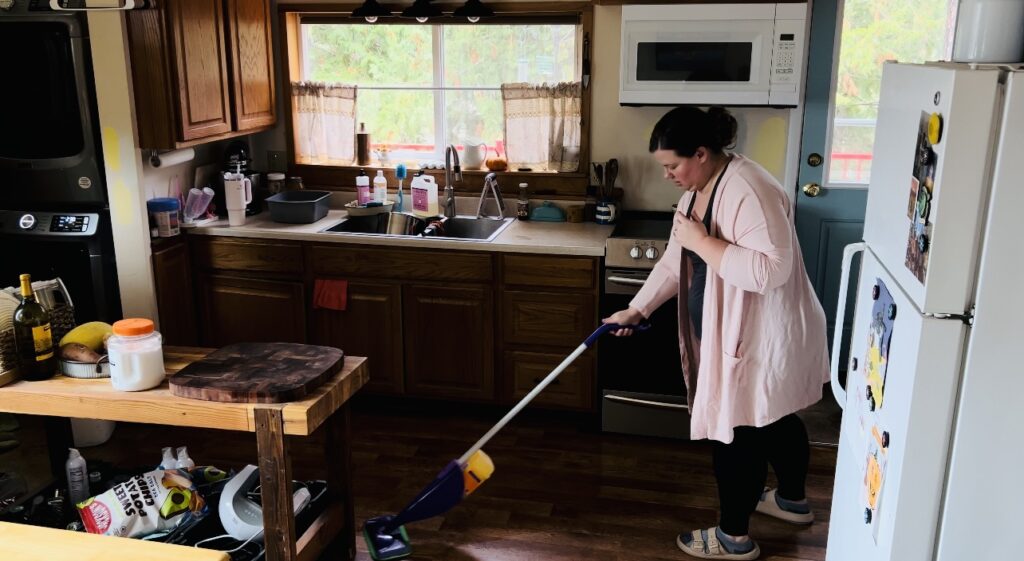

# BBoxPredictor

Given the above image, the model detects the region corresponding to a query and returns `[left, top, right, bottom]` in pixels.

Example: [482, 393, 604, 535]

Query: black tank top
[684, 160, 729, 340]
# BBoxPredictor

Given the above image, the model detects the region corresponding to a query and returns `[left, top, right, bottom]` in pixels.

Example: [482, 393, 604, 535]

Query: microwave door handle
[603, 394, 689, 411]
[607, 275, 647, 286]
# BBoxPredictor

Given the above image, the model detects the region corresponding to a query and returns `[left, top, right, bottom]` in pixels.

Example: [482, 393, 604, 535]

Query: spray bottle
[66, 448, 90, 505]
[175, 446, 196, 470]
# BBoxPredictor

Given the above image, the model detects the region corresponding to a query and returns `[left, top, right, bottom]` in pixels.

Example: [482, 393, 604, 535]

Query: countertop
[185, 209, 614, 257]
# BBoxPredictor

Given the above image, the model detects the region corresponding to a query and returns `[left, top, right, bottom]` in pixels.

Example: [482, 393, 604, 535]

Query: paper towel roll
[149, 147, 196, 168]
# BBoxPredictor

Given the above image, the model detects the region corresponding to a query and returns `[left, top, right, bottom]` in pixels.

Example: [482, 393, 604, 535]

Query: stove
[600, 212, 689, 440]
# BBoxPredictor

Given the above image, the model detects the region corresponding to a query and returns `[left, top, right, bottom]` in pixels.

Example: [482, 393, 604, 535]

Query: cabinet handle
[607, 275, 647, 286]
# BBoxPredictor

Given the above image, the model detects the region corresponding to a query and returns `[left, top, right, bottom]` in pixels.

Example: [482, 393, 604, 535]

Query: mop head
[363, 515, 411, 561]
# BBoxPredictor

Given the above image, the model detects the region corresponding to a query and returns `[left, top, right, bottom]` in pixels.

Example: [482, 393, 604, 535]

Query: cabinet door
[506, 350, 593, 411]
[502, 291, 596, 347]
[197, 274, 306, 347]
[311, 281, 404, 394]
[169, 0, 233, 140]
[151, 239, 198, 346]
[226, 0, 276, 131]
[403, 284, 494, 401]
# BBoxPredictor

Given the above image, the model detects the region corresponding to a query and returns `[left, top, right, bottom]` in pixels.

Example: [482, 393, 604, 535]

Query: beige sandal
[755, 488, 814, 525]
[676, 526, 760, 560]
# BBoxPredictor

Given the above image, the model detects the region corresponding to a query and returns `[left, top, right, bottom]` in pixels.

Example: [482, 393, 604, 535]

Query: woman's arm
[715, 190, 795, 294]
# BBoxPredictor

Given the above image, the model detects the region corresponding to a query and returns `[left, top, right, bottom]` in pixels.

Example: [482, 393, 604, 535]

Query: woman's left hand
[673, 211, 708, 250]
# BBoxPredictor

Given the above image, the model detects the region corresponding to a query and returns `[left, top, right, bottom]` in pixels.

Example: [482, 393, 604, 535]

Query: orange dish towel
[314, 279, 348, 311]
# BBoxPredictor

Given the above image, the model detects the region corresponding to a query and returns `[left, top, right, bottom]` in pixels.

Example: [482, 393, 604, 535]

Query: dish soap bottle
[356, 169, 371, 206]
[373, 170, 387, 203]
[411, 172, 439, 217]
[516, 182, 530, 220]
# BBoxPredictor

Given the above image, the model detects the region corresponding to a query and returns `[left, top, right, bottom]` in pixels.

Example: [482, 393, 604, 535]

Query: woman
[604, 106, 828, 560]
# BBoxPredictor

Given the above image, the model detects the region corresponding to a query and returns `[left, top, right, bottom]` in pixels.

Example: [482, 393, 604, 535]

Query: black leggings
[712, 413, 810, 536]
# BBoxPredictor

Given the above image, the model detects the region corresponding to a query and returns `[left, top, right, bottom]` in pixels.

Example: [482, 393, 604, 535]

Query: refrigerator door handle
[831, 242, 866, 410]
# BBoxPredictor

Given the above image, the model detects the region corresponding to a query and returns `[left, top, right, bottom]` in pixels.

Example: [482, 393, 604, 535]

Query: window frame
[280, 3, 594, 197]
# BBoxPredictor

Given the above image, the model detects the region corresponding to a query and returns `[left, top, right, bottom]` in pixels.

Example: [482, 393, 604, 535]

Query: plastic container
[265, 190, 332, 224]
[71, 418, 116, 448]
[373, 170, 387, 203]
[146, 197, 180, 238]
[410, 174, 439, 217]
[267, 172, 286, 195]
[66, 448, 90, 505]
[107, 318, 164, 392]
[356, 169, 371, 206]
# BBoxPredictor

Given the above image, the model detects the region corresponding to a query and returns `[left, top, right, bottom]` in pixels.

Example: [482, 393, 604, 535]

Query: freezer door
[862, 63, 1000, 315]
[827, 249, 966, 561]
[936, 70, 1024, 561]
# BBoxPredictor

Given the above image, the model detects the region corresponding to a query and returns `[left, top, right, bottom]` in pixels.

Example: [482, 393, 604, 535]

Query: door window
[825, 0, 957, 185]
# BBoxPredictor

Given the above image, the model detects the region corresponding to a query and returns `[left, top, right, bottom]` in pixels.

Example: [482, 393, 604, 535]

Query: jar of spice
[267, 173, 286, 195]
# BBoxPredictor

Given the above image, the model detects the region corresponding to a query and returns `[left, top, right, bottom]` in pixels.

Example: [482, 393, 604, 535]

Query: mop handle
[457, 322, 649, 465]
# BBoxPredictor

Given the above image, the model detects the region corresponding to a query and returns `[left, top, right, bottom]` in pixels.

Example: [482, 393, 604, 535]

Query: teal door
[794, 0, 866, 363]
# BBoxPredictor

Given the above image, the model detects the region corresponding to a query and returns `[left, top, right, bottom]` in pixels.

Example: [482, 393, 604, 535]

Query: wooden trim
[279, 2, 592, 14]
[255, 407, 298, 561]
[295, 165, 588, 197]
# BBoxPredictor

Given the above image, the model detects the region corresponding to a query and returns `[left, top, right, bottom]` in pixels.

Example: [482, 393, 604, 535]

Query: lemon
[59, 321, 114, 351]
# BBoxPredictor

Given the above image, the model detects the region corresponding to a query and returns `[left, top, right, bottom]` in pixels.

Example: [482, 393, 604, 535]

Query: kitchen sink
[320, 214, 513, 242]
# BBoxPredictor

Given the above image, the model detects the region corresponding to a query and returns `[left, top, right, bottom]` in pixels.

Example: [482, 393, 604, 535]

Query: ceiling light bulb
[365, 15, 378, 22]
[416, 16, 429, 22]
[467, 16, 480, 22]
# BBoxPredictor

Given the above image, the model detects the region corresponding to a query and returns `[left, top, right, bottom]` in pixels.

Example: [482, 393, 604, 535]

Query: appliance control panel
[606, 238, 669, 270]
[0, 211, 99, 236]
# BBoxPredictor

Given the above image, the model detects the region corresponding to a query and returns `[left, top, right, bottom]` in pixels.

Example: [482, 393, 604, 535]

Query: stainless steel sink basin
[320, 213, 513, 242]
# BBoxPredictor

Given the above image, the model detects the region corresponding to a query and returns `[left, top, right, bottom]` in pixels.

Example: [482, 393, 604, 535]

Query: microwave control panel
[768, 5, 807, 106]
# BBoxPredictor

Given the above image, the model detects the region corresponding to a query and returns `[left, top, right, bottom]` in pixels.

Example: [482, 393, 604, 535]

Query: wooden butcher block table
[0, 346, 368, 561]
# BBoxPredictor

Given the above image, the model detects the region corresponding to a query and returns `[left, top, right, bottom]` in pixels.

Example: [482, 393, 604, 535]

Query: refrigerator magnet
[928, 112, 944, 144]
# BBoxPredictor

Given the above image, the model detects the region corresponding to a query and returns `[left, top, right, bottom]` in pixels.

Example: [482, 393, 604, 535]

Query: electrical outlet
[267, 150, 287, 172]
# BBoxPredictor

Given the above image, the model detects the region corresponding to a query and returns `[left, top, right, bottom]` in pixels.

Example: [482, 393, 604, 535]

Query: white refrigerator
[826, 62, 1024, 561]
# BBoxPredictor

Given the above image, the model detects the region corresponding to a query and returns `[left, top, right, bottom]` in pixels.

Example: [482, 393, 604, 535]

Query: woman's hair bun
[706, 106, 738, 152]
[649, 105, 738, 157]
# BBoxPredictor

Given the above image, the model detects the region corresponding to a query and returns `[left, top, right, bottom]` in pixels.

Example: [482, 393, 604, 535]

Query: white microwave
[619, 3, 807, 107]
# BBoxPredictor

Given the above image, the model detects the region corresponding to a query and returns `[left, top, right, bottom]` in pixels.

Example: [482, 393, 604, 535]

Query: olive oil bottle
[13, 274, 57, 381]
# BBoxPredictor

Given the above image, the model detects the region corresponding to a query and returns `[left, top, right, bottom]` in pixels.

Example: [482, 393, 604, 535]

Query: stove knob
[645, 247, 659, 260]
[629, 245, 642, 259]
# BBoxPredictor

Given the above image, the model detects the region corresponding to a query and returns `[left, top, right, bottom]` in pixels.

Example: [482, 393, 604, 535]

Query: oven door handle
[606, 275, 648, 287]
[603, 394, 689, 410]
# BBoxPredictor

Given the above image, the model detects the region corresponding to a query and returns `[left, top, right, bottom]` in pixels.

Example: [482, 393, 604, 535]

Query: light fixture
[452, 0, 494, 22]
[351, 0, 391, 23]
[400, 0, 441, 22]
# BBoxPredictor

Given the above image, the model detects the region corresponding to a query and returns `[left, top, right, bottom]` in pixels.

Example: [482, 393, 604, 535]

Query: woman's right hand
[602, 307, 646, 337]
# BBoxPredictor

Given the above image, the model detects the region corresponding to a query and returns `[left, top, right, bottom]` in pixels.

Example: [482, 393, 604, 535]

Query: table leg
[324, 403, 355, 561]
[43, 417, 74, 484]
[256, 407, 297, 561]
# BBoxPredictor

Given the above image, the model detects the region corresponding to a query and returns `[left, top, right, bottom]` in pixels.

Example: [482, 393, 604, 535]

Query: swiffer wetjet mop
[363, 322, 648, 560]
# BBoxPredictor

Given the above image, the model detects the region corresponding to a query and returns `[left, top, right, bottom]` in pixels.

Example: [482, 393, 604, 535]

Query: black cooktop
[609, 211, 673, 240]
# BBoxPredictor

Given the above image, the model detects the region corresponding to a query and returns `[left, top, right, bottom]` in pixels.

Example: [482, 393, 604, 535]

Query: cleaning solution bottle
[395, 164, 407, 212]
[373, 170, 387, 203]
[356, 169, 371, 206]
[410, 172, 438, 217]
[160, 446, 176, 469]
[175, 446, 195, 470]
[66, 448, 90, 505]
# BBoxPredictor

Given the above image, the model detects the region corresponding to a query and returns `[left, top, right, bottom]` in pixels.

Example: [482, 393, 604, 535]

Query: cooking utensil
[605, 159, 619, 199]
[592, 162, 604, 187]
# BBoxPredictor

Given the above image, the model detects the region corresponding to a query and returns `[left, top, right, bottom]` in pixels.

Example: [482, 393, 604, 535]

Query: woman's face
[653, 147, 712, 192]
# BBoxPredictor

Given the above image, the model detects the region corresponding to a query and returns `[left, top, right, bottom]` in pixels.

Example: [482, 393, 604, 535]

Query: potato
[60, 343, 102, 363]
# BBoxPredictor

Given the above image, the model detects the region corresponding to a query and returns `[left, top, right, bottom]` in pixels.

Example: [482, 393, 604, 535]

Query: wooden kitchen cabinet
[403, 284, 494, 401]
[196, 274, 306, 347]
[506, 350, 593, 410]
[127, 0, 276, 149]
[151, 238, 198, 346]
[502, 290, 596, 348]
[311, 281, 404, 395]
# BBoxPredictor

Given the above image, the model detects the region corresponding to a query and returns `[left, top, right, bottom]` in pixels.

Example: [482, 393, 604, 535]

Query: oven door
[600, 267, 690, 439]
[620, 5, 775, 105]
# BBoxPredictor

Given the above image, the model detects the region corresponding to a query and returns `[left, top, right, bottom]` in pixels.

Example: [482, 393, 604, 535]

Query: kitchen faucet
[443, 145, 462, 218]
[477, 172, 505, 220]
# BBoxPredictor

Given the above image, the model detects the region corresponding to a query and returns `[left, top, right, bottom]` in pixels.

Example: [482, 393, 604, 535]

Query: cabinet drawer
[311, 245, 492, 283]
[506, 350, 592, 410]
[503, 255, 596, 290]
[192, 237, 303, 274]
[502, 291, 596, 347]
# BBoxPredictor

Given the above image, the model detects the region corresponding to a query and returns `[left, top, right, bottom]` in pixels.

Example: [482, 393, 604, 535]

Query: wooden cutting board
[168, 343, 345, 403]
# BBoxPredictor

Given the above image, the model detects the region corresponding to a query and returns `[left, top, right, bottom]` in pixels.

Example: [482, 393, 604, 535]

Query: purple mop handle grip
[584, 322, 651, 347]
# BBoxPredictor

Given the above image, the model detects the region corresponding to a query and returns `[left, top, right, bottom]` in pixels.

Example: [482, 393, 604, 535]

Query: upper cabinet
[127, 0, 276, 149]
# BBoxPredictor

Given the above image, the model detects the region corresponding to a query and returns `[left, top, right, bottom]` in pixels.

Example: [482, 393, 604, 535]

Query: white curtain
[501, 82, 582, 172]
[291, 82, 357, 165]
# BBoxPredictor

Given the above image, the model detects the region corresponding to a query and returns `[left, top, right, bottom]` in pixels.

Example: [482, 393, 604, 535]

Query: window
[827, 0, 956, 185]
[299, 21, 579, 165]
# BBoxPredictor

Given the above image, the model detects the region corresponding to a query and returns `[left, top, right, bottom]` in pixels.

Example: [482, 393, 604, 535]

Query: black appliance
[0, 209, 121, 324]
[600, 212, 689, 439]
[0, 3, 106, 209]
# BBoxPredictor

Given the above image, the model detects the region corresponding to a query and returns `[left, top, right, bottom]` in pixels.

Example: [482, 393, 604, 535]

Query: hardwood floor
[0, 399, 837, 561]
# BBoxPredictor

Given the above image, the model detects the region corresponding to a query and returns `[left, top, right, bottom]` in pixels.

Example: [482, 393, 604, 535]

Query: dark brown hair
[648, 106, 738, 157]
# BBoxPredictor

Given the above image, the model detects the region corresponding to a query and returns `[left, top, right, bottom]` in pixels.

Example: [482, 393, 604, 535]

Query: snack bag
[77, 468, 206, 538]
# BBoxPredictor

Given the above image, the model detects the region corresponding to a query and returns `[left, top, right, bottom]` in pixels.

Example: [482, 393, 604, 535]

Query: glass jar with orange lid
[107, 318, 164, 391]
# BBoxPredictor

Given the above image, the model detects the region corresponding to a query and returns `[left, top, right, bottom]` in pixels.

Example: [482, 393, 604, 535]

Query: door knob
[802, 183, 822, 197]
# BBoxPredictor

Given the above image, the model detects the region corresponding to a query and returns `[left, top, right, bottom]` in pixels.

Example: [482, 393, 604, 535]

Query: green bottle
[13, 274, 57, 381]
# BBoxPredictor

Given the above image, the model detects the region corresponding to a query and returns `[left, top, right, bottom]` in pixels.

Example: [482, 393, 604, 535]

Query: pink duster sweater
[630, 155, 829, 443]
